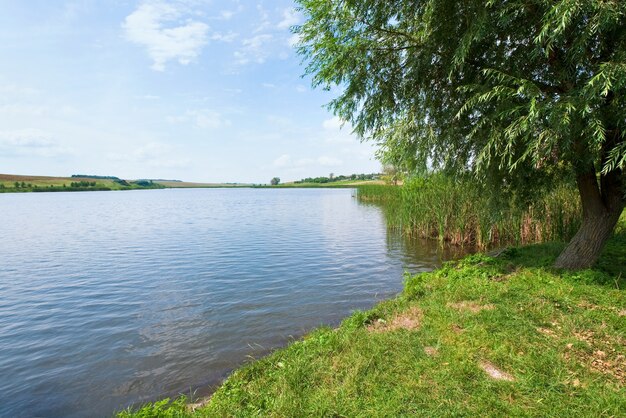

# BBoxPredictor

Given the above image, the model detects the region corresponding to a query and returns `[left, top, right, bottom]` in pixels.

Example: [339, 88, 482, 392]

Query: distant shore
[0, 173, 383, 193]
[0, 173, 253, 193]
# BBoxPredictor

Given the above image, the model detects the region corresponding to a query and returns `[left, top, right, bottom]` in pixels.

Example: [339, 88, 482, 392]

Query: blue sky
[0, 0, 379, 183]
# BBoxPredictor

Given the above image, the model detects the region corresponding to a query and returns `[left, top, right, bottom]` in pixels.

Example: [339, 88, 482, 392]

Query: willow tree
[295, 0, 626, 269]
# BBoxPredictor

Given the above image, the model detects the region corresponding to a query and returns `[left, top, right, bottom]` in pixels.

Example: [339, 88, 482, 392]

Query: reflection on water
[0, 188, 460, 418]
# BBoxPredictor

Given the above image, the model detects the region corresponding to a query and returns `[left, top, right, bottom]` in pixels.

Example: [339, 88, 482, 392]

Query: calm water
[0, 188, 455, 417]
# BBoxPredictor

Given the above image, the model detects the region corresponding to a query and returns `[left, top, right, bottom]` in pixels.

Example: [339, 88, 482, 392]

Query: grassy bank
[357, 176, 581, 249]
[119, 219, 625, 417]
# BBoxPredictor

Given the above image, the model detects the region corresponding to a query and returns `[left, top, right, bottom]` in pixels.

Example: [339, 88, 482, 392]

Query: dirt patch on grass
[479, 361, 515, 381]
[424, 346, 439, 357]
[447, 301, 495, 314]
[367, 306, 422, 332]
[451, 324, 464, 334]
[567, 330, 626, 384]
[537, 327, 558, 337]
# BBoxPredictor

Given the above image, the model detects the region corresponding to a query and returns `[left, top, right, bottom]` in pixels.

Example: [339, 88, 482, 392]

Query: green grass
[119, 219, 626, 417]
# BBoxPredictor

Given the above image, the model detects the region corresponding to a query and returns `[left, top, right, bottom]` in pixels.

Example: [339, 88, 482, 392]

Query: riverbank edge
[118, 224, 626, 417]
[0, 182, 373, 193]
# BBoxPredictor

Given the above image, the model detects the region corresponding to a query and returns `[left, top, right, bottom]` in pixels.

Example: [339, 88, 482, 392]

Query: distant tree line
[70, 181, 97, 187]
[294, 173, 380, 184]
[71, 174, 120, 180]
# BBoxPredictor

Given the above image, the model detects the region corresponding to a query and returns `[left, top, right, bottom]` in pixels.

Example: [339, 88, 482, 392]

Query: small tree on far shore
[270, 177, 281, 186]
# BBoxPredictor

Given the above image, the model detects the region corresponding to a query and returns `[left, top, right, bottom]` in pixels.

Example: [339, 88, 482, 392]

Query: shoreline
[0, 173, 382, 194]
[119, 224, 626, 417]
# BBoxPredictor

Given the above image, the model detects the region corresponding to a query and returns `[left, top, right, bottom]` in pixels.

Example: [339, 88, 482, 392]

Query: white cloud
[192, 110, 231, 129]
[123, 1, 209, 71]
[215, 4, 244, 21]
[0, 129, 74, 157]
[295, 84, 307, 93]
[167, 109, 231, 129]
[277, 8, 300, 30]
[322, 116, 345, 131]
[267, 115, 294, 128]
[273, 154, 292, 168]
[272, 154, 315, 169]
[210, 31, 238, 42]
[243, 34, 273, 50]
[134, 94, 161, 100]
[322, 116, 362, 145]
[272, 154, 342, 169]
[254, 4, 271, 33]
[0, 104, 48, 117]
[235, 34, 274, 65]
[318, 156, 343, 166]
[62, 1, 92, 21]
[220, 10, 235, 20]
[107, 142, 190, 168]
[0, 84, 39, 96]
[287, 33, 301, 47]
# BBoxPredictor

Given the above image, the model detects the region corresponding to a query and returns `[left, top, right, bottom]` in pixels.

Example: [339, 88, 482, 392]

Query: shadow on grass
[490, 227, 626, 289]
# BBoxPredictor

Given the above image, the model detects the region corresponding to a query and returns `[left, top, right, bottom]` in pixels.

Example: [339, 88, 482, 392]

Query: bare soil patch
[447, 301, 495, 314]
[567, 330, 626, 384]
[367, 306, 422, 332]
[424, 346, 439, 357]
[479, 361, 515, 381]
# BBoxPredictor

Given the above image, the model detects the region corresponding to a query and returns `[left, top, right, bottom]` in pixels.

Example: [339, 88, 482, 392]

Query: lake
[0, 188, 457, 417]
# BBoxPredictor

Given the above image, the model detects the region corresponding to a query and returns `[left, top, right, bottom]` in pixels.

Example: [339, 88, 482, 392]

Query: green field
[0, 174, 127, 192]
[0, 174, 255, 192]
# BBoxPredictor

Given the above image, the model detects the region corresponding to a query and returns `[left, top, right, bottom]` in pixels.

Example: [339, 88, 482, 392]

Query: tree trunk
[554, 166, 624, 270]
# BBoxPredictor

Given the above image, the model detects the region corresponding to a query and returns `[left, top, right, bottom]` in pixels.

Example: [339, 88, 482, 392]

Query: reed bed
[357, 175, 580, 249]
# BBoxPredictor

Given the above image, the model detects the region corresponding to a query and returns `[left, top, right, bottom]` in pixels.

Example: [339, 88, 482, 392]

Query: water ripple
[0, 188, 451, 418]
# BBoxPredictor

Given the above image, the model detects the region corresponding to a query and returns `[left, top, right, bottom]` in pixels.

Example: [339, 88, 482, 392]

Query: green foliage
[295, 0, 626, 181]
[341, 309, 376, 331]
[358, 176, 581, 248]
[295, 172, 380, 184]
[296, 0, 625, 270]
[70, 181, 97, 188]
[356, 184, 401, 203]
[117, 397, 190, 418]
[270, 177, 281, 186]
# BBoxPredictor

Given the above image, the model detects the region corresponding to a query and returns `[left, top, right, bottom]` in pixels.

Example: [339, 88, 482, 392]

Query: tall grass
[357, 174, 580, 249]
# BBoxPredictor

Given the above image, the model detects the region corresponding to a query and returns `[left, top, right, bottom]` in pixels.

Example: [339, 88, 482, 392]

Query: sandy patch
[424, 346, 439, 357]
[451, 324, 464, 334]
[479, 361, 515, 381]
[367, 306, 422, 332]
[447, 301, 495, 313]
[566, 330, 626, 384]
